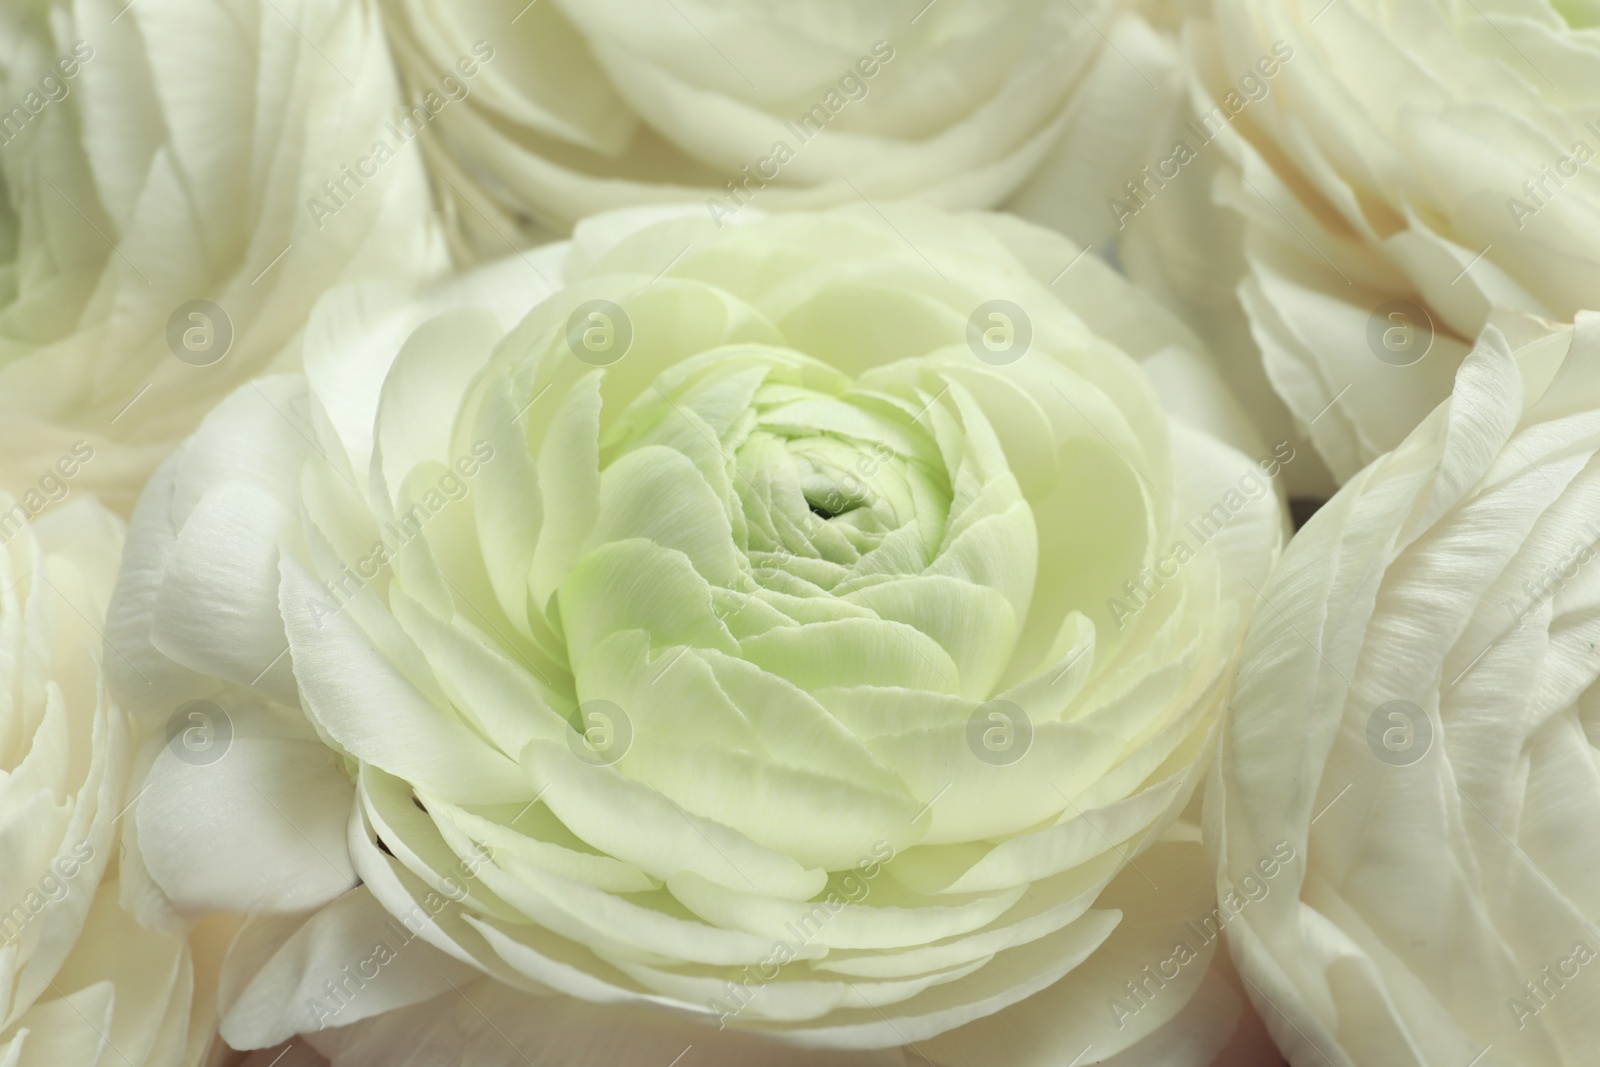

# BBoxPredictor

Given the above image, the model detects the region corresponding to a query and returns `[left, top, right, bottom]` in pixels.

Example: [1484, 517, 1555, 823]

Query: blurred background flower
[377, 0, 1189, 261]
[0, 493, 229, 1066]
[1125, 0, 1600, 490]
[0, 0, 443, 514]
[1211, 312, 1600, 1066]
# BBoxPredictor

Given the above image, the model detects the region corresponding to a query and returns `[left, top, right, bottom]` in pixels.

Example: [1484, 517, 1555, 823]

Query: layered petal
[111, 204, 1282, 1063]
[1211, 311, 1600, 1066]
[375, 0, 1176, 260]
[0, 495, 206, 1065]
[1134, 0, 1600, 482]
[0, 0, 444, 514]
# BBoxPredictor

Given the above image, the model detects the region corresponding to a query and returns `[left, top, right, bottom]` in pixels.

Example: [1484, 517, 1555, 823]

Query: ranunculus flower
[0, 495, 212, 1065]
[109, 204, 1284, 1064]
[376, 0, 1186, 257]
[0, 0, 442, 514]
[1127, 0, 1600, 485]
[1210, 312, 1600, 1065]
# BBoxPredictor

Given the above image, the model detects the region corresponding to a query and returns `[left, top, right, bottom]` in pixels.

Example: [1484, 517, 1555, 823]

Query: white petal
[217, 887, 479, 1050]
[136, 702, 357, 915]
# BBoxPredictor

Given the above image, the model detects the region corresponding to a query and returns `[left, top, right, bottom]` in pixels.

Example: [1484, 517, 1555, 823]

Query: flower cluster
[7, 1, 1600, 1066]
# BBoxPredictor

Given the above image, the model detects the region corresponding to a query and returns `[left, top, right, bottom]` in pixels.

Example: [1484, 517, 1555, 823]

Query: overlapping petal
[375, 0, 1185, 260]
[1211, 312, 1600, 1066]
[0, 496, 211, 1065]
[111, 204, 1283, 1061]
[0, 0, 443, 514]
[1133, 0, 1600, 484]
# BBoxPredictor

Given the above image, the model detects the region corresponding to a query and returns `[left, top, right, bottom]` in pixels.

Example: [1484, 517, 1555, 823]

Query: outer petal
[1211, 313, 1600, 1066]
[136, 701, 358, 917]
[216, 888, 480, 1050]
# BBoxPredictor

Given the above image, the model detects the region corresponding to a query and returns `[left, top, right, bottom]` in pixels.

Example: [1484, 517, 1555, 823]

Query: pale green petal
[844, 577, 1018, 700]
[740, 617, 962, 695]
[470, 372, 546, 639]
[629, 740, 925, 871]
[668, 871, 1025, 952]
[559, 540, 739, 665]
[521, 739, 828, 900]
[529, 371, 604, 613]
[590, 446, 741, 587]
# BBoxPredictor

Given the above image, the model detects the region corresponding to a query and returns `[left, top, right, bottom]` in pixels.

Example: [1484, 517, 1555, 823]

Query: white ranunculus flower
[375, 0, 1186, 258]
[108, 204, 1285, 1064]
[0, 495, 212, 1066]
[0, 0, 443, 515]
[1127, 0, 1600, 486]
[1210, 311, 1600, 1066]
